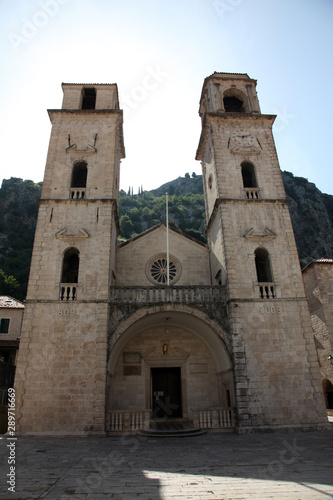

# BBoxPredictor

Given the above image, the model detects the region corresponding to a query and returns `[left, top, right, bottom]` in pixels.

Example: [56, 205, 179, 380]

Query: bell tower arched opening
[222, 88, 248, 113]
[71, 161, 88, 188]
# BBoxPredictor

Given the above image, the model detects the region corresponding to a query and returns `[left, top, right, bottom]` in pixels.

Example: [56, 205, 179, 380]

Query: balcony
[69, 188, 86, 200]
[59, 284, 78, 301]
[244, 187, 260, 199]
[110, 285, 226, 305]
[257, 282, 276, 299]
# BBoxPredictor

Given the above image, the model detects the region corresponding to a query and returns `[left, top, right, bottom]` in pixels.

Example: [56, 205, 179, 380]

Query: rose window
[151, 258, 177, 284]
[146, 254, 181, 285]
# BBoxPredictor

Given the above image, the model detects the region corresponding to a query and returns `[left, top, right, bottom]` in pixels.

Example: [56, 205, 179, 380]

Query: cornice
[37, 198, 118, 205]
[48, 109, 123, 117]
[205, 198, 290, 234]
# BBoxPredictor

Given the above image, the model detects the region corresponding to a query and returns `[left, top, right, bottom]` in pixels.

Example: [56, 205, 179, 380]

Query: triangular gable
[118, 222, 207, 250]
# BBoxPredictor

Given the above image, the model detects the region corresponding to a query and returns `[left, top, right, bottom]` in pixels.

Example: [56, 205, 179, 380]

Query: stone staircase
[139, 419, 206, 438]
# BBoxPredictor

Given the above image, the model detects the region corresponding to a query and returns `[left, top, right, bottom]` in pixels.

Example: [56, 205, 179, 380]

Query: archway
[106, 308, 234, 432]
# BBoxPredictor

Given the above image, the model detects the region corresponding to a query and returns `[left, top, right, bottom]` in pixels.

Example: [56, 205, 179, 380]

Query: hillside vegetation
[0, 172, 332, 300]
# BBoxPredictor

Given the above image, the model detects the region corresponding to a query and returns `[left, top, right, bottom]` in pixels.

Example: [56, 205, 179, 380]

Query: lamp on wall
[328, 355, 333, 365]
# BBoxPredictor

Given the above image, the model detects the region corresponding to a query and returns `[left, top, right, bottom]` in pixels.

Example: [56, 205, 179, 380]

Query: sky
[0, 0, 332, 195]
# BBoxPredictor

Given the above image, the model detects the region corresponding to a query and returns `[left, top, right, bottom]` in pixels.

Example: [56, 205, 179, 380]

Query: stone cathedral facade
[14, 73, 328, 435]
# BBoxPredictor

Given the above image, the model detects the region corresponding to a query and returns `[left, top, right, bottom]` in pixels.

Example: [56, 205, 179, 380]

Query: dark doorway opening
[151, 367, 182, 419]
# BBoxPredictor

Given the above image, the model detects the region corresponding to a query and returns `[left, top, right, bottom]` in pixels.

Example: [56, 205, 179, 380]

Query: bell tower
[196, 72, 327, 430]
[15, 83, 125, 435]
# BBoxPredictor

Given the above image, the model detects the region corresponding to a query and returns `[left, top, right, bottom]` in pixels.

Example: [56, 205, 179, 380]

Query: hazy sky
[1, 0, 332, 194]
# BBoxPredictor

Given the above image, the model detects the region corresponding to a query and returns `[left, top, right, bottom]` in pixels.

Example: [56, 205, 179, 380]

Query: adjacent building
[302, 259, 333, 410]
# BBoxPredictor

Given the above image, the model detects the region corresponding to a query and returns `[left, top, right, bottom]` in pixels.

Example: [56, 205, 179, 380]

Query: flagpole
[166, 192, 169, 286]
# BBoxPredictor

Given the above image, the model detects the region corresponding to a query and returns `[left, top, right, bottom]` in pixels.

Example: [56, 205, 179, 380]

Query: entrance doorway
[151, 367, 182, 419]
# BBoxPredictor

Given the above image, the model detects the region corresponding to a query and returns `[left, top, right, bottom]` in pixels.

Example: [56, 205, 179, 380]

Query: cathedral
[14, 73, 328, 435]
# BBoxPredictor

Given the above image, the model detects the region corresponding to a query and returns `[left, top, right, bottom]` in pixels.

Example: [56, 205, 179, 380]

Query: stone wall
[15, 301, 108, 435]
[229, 300, 328, 429]
[303, 261, 333, 390]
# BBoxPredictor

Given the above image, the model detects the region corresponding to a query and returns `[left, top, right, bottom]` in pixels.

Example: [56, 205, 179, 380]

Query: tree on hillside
[0, 270, 20, 298]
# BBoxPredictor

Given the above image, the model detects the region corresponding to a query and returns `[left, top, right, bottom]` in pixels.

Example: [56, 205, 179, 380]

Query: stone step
[139, 427, 206, 438]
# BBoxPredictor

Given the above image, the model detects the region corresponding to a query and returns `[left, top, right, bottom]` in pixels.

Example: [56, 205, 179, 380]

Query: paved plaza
[1, 430, 333, 499]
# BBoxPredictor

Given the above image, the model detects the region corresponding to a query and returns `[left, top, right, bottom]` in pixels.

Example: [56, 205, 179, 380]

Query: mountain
[0, 172, 332, 299]
[0, 178, 42, 300]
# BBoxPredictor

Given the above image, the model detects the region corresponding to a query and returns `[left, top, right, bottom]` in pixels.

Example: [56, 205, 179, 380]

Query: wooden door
[151, 367, 182, 419]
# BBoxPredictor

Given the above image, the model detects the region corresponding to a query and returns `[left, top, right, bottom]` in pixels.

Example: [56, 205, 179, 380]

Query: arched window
[255, 248, 273, 283]
[255, 248, 275, 299]
[241, 162, 257, 188]
[223, 96, 245, 112]
[223, 88, 248, 113]
[61, 248, 80, 284]
[71, 162, 87, 188]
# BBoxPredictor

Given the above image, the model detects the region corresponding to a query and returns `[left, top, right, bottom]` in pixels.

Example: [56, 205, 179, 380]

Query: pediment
[230, 145, 260, 155]
[243, 227, 276, 239]
[55, 227, 90, 239]
[66, 143, 97, 154]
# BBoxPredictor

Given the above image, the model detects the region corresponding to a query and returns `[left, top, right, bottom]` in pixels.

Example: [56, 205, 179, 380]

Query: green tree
[0, 269, 20, 298]
[119, 215, 134, 239]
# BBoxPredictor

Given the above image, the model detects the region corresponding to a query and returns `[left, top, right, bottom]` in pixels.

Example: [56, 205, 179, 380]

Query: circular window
[146, 254, 181, 285]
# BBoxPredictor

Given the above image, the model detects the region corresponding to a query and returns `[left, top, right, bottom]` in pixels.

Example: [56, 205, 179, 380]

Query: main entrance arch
[106, 307, 235, 433]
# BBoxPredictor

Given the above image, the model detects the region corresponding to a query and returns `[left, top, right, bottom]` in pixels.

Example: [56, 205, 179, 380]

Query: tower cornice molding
[48, 108, 123, 116]
[37, 198, 119, 205]
[205, 198, 290, 235]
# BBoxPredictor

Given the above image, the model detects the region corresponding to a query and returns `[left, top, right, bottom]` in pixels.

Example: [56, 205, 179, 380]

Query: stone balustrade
[59, 284, 78, 301]
[244, 187, 260, 199]
[69, 188, 86, 199]
[106, 408, 236, 433]
[106, 410, 151, 433]
[257, 283, 276, 299]
[110, 285, 226, 305]
[191, 407, 236, 429]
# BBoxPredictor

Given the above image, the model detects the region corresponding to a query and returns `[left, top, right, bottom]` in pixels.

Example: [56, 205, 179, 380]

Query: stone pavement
[1, 430, 333, 499]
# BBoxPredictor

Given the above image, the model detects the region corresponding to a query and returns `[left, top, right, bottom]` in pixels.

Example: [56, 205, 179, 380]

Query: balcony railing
[244, 187, 260, 199]
[257, 282, 276, 299]
[59, 284, 77, 301]
[69, 188, 86, 200]
[110, 286, 226, 305]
